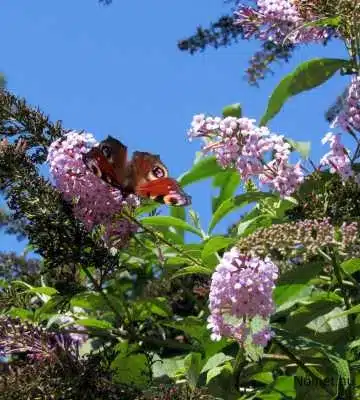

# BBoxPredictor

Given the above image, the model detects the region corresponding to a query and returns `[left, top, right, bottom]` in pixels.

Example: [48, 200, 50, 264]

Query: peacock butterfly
[83, 136, 191, 207]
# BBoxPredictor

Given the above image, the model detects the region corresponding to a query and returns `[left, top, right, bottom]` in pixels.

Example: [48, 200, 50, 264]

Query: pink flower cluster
[334, 76, 360, 133]
[47, 131, 138, 248]
[320, 132, 353, 181]
[234, 0, 330, 45]
[207, 247, 278, 347]
[188, 114, 304, 197]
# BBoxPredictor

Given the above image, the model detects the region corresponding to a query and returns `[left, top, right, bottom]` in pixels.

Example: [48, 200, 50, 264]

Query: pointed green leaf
[208, 192, 276, 233]
[170, 206, 186, 242]
[286, 138, 311, 159]
[178, 156, 223, 187]
[212, 170, 241, 213]
[30, 287, 58, 296]
[184, 352, 203, 388]
[141, 215, 202, 237]
[201, 237, 236, 260]
[341, 258, 360, 275]
[77, 318, 113, 330]
[171, 265, 212, 279]
[260, 58, 348, 126]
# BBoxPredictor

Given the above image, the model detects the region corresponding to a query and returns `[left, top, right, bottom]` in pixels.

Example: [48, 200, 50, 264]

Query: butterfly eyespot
[101, 145, 112, 160]
[88, 161, 102, 177]
[151, 166, 165, 178]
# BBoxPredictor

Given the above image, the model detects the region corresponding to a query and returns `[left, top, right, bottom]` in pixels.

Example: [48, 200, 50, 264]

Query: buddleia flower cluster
[188, 115, 304, 197]
[320, 132, 354, 181]
[47, 131, 138, 248]
[333, 76, 360, 133]
[207, 247, 278, 347]
[234, 0, 332, 45]
[0, 317, 80, 363]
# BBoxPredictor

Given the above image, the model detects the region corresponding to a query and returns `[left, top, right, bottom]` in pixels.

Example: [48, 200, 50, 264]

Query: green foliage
[2, 8, 360, 398]
[260, 58, 349, 125]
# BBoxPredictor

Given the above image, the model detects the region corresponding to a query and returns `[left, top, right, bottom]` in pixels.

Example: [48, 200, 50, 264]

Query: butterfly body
[83, 136, 191, 206]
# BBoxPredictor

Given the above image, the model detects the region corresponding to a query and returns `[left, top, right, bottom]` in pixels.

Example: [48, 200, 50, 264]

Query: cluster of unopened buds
[47, 130, 139, 249]
[188, 115, 304, 197]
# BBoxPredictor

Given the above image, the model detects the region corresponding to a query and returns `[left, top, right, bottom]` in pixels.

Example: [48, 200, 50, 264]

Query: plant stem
[233, 344, 246, 392]
[81, 265, 123, 325]
[272, 338, 336, 397]
[123, 210, 207, 268]
[330, 253, 356, 340]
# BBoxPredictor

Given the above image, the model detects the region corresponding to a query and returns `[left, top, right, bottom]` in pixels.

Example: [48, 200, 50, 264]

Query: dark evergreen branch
[0, 92, 119, 295]
[178, 15, 244, 54]
[0, 251, 41, 283]
[0, 90, 63, 164]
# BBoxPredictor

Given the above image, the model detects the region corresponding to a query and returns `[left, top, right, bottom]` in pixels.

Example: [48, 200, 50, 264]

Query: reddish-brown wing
[129, 152, 191, 206]
[136, 177, 191, 206]
[83, 136, 128, 188]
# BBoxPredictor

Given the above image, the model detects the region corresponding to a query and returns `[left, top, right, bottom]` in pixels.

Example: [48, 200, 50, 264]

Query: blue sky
[0, 0, 349, 256]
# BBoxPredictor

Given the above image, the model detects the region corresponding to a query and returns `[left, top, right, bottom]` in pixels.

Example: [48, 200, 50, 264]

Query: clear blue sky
[0, 0, 349, 256]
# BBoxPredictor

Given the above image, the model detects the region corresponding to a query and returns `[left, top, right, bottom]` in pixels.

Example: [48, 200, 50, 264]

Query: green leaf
[184, 352, 203, 388]
[277, 261, 324, 285]
[76, 318, 113, 330]
[29, 287, 58, 296]
[260, 58, 348, 126]
[171, 265, 212, 279]
[141, 215, 202, 237]
[222, 103, 242, 118]
[162, 316, 207, 342]
[111, 353, 150, 388]
[208, 192, 276, 233]
[206, 365, 230, 385]
[70, 292, 105, 310]
[200, 352, 234, 374]
[8, 308, 34, 321]
[212, 170, 241, 213]
[325, 304, 360, 320]
[201, 236, 236, 260]
[170, 206, 186, 242]
[134, 297, 172, 319]
[178, 156, 223, 187]
[152, 355, 185, 379]
[286, 138, 311, 159]
[341, 258, 360, 275]
[237, 215, 273, 237]
[284, 293, 343, 333]
[274, 284, 313, 312]
[134, 202, 159, 216]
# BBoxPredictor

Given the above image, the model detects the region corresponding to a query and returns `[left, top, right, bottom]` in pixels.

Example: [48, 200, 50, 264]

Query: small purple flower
[234, 0, 330, 45]
[47, 131, 139, 248]
[207, 247, 278, 346]
[320, 132, 354, 181]
[188, 115, 304, 197]
[334, 76, 360, 132]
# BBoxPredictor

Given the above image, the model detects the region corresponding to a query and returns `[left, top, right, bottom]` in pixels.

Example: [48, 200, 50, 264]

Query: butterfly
[83, 136, 191, 207]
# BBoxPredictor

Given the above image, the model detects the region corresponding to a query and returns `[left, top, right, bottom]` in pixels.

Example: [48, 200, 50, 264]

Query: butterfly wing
[129, 152, 191, 206]
[136, 177, 191, 206]
[83, 136, 128, 188]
